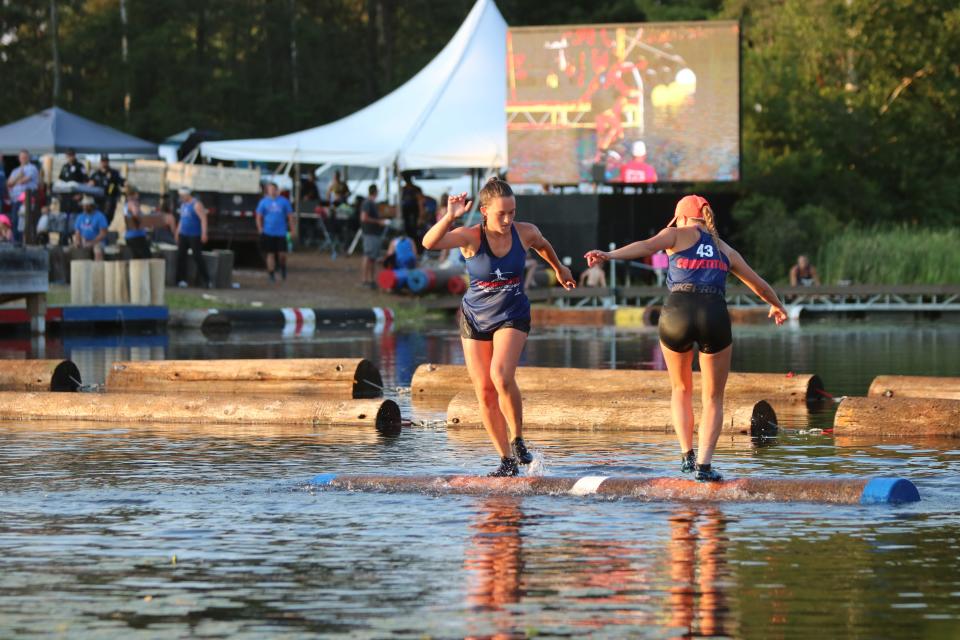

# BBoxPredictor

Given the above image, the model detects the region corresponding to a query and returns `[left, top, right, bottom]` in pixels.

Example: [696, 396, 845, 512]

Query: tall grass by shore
[818, 227, 960, 285]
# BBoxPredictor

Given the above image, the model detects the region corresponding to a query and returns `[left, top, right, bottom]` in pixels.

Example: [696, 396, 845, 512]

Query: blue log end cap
[309, 473, 338, 486]
[861, 478, 920, 505]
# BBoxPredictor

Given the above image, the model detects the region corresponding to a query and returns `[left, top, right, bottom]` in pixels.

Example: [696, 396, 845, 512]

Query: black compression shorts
[260, 234, 287, 254]
[658, 291, 732, 354]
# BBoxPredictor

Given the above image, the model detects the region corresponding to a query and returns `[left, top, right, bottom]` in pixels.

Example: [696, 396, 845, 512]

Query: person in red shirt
[620, 141, 658, 184]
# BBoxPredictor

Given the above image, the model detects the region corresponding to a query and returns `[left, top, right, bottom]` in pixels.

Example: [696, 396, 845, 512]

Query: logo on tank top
[476, 268, 522, 291]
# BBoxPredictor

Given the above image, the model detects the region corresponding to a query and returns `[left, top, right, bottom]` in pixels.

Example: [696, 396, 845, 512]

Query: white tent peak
[200, 0, 506, 169]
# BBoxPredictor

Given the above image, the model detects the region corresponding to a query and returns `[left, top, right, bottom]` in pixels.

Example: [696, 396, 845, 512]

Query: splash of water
[523, 449, 547, 477]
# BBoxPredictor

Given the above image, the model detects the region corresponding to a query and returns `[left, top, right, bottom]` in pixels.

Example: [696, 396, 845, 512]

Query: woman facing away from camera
[585, 195, 788, 482]
[422, 177, 576, 477]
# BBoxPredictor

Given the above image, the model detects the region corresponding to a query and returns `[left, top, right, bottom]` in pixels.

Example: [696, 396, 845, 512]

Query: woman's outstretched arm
[720, 240, 788, 325]
[422, 192, 474, 251]
[584, 227, 677, 266]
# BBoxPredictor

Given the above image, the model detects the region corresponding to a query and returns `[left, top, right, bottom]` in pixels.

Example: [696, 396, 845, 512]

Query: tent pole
[294, 162, 301, 248]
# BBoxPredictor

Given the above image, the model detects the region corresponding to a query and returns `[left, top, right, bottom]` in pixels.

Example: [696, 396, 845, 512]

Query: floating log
[867, 375, 960, 401]
[412, 364, 824, 406]
[105, 358, 383, 398]
[0, 360, 81, 392]
[0, 392, 401, 434]
[446, 391, 778, 439]
[308, 473, 920, 505]
[834, 397, 960, 437]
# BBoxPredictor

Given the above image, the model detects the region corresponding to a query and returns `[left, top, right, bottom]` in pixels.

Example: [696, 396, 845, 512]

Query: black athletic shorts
[658, 291, 732, 354]
[459, 310, 531, 341]
[260, 234, 287, 254]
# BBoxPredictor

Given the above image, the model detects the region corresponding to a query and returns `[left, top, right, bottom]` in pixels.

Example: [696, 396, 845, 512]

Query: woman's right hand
[583, 249, 610, 268]
[448, 193, 473, 219]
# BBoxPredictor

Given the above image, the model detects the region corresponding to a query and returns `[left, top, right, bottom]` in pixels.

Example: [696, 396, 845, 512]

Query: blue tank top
[394, 237, 416, 269]
[124, 203, 146, 239]
[461, 224, 530, 332]
[179, 201, 201, 237]
[666, 229, 730, 292]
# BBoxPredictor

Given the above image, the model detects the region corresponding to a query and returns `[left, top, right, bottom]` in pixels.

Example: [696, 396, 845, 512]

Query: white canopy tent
[199, 0, 507, 170]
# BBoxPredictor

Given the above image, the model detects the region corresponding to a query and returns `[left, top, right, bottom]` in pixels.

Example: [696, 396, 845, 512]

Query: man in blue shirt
[256, 182, 296, 282]
[73, 195, 109, 260]
[6, 150, 40, 243]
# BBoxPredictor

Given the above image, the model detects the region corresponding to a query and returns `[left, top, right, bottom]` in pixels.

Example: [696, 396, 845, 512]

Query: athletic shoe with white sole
[695, 464, 723, 483]
[681, 450, 696, 473]
[512, 437, 534, 465]
[488, 457, 520, 477]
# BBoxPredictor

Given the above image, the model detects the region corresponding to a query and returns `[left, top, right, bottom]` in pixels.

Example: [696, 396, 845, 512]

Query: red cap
[668, 194, 710, 227]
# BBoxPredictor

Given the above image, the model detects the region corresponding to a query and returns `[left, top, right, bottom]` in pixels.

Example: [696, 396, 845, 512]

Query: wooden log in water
[412, 364, 823, 406]
[446, 391, 778, 439]
[0, 360, 81, 391]
[0, 392, 401, 433]
[867, 375, 960, 401]
[105, 358, 383, 398]
[834, 396, 960, 437]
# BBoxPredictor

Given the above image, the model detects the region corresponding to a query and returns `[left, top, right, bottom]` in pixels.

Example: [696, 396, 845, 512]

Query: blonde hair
[700, 204, 720, 247]
[478, 176, 513, 210]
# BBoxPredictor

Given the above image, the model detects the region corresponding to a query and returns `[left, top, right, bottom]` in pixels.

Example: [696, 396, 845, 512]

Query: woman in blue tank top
[585, 195, 787, 482]
[423, 177, 576, 477]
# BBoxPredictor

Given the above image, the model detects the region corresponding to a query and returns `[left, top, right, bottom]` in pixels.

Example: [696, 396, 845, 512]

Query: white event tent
[199, 0, 506, 170]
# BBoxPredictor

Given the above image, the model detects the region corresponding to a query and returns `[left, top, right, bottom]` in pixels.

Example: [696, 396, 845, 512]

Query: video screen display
[506, 21, 740, 185]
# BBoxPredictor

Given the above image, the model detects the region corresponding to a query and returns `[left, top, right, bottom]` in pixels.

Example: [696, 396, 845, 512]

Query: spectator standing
[255, 182, 296, 282]
[73, 195, 109, 260]
[789, 255, 820, 286]
[326, 170, 350, 206]
[619, 141, 658, 184]
[6, 150, 40, 243]
[174, 187, 210, 288]
[400, 174, 424, 239]
[58, 148, 87, 244]
[123, 186, 151, 259]
[360, 184, 388, 288]
[89, 155, 124, 224]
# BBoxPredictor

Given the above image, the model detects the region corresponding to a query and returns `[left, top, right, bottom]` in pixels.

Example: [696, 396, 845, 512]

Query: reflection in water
[668, 507, 732, 638]
[465, 498, 525, 640]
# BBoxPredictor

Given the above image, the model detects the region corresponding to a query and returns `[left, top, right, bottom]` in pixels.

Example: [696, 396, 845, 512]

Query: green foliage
[818, 226, 960, 285]
[731, 194, 842, 282]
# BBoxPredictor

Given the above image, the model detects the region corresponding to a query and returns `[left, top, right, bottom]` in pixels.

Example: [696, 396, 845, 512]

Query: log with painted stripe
[307, 473, 920, 505]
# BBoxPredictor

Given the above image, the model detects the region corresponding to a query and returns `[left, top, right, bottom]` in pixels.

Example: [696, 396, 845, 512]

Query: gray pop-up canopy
[0, 107, 157, 155]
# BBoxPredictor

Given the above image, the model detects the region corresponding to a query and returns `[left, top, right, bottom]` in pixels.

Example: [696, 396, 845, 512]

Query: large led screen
[507, 21, 740, 184]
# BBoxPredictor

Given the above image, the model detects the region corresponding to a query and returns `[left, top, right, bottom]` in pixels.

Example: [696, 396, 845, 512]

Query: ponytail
[701, 204, 721, 248]
[478, 176, 514, 209]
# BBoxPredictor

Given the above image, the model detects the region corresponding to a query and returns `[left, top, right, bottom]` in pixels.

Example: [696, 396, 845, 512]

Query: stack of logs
[0, 358, 402, 435]
[70, 258, 166, 305]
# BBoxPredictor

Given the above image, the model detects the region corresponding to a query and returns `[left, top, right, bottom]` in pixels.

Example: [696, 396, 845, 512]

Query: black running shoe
[695, 464, 723, 483]
[681, 450, 696, 474]
[488, 457, 520, 477]
[512, 437, 534, 465]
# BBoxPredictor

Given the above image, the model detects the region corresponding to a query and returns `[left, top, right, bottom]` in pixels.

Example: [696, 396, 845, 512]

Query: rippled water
[1, 321, 959, 638]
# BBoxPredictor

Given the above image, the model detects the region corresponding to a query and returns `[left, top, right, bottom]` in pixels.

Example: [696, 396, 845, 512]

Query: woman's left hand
[769, 305, 788, 326]
[555, 266, 576, 290]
